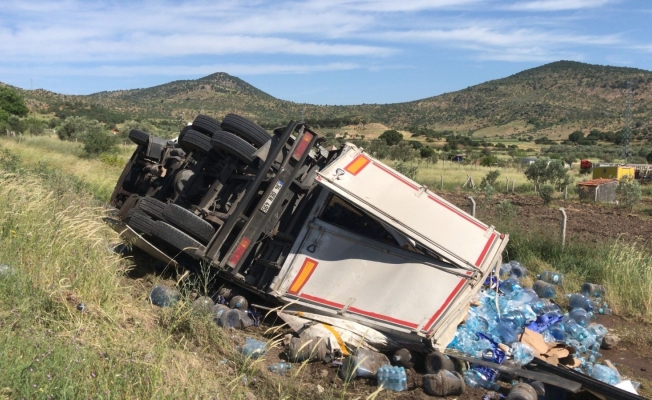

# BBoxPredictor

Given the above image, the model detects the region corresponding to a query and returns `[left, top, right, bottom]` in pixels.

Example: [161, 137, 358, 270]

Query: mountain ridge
[7, 60, 652, 135]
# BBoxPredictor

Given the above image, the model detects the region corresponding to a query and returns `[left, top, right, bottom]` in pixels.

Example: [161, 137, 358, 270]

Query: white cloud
[0, 62, 362, 78]
[506, 0, 612, 11]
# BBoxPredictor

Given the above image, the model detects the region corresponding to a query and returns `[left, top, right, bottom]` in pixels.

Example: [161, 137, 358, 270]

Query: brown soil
[440, 191, 652, 246]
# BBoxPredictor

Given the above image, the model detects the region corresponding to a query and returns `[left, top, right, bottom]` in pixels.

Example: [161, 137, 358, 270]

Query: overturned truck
[106, 114, 508, 352]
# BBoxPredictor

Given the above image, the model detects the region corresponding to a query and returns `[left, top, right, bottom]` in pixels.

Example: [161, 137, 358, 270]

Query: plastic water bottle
[463, 369, 500, 391]
[511, 265, 529, 279]
[586, 363, 620, 385]
[500, 277, 522, 294]
[268, 362, 292, 376]
[238, 337, 266, 359]
[532, 280, 556, 299]
[465, 315, 489, 333]
[501, 310, 526, 328]
[499, 263, 513, 279]
[598, 302, 612, 315]
[568, 293, 595, 311]
[537, 270, 564, 285]
[377, 365, 407, 391]
[569, 307, 593, 326]
[548, 323, 566, 341]
[149, 285, 180, 307]
[511, 342, 535, 366]
[493, 320, 519, 344]
[588, 323, 608, 342]
[581, 283, 606, 298]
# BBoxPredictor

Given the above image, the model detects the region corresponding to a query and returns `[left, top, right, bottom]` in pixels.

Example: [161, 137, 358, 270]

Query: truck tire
[151, 220, 203, 256]
[192, 115, 221, 136]
[210, 131, 256, 164]
[177, 125, 192, 143]
[162, 204, 216, 243]
[123, 207, 137, 223]
[128, 211, 155, 235]
[221, 114, 271, 148]
[129, 129, 150, 146]
[179, 129, 212, 155]
[138, 197, 166, 220]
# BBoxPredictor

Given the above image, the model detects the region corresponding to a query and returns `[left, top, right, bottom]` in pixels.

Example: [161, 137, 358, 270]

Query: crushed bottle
[586, 363, 620, 385]
[463, 369, 500, 391]
[238, 337, 266, 359]
[268, 362, 292, 376]
[511, 342, 535, 366]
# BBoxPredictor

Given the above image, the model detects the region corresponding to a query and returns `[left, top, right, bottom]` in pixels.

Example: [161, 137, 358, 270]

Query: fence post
[469, 196, 476, 217]
[564, 185, 568, 199]
[506, 178, 509, 193]
[440, 174, 444, 190]
[559, 207, 567, 247]
[511, 180, 515, 193]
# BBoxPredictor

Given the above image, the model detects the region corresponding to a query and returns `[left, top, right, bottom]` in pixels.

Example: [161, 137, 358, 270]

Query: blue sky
[1, 0, 651, 105]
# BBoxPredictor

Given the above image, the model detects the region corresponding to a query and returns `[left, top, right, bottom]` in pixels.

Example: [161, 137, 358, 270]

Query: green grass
[497, 220, 652, 320]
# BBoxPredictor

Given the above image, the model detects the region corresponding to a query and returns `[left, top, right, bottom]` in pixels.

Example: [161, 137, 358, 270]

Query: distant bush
[379, 130, 403, 146]
[538, 184, 555, 205]
[618, 179, 642, 211]
[81, 125, 118, 156]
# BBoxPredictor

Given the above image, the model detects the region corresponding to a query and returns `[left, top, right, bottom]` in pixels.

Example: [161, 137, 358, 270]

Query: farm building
[592, 165, 635, 181]
[577, 178, 619, 203]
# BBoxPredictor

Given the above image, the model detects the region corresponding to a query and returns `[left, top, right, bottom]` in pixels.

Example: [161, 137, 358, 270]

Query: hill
[8, 61, 652, 136]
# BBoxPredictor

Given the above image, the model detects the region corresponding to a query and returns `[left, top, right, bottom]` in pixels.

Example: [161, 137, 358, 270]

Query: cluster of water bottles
[448, 260, 621, 388]
[376, 365, 408, 391]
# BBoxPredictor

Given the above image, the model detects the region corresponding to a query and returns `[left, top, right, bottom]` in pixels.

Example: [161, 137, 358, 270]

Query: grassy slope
[2, 135, 652, 398]
[10, 61, 652, 136]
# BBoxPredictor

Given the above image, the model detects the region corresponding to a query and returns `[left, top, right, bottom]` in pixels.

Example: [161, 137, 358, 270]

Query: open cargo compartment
[269, 143, 508, 350]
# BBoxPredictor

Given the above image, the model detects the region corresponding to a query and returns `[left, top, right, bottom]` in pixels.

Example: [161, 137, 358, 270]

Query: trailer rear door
[315, 144, 504, 273]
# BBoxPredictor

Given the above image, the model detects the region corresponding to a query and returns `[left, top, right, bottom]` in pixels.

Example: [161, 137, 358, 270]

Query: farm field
[1, 134, 652, 399]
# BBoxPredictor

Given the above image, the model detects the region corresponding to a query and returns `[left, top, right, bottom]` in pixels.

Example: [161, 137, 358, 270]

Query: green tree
[524, 159, 571, 191]
[420, 146, 435, 158]
[617, 179, 642, 211]
[82, 124, 118, 156]
[562, 154, 577, 168]
[379, 129, 403, 146]
[646, 151, 652, 164]
[539, 184, 555, 205]
[480, 155, 498, 166]
[58, 116, 94, 141]
[0, 86, 29, 122]
[568, 130, 584, 142]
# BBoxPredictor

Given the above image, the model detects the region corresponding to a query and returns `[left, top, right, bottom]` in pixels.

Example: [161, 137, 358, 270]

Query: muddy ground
[125, 192, 652, 399]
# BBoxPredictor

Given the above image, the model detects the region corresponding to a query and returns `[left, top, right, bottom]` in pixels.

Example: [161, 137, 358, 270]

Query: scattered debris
[238, 337, 266, 359]
[76, 303, 86, 312]
[0, 264, 14, 275]
[267, 362, 291, 376]
[422, 370, 466, 396]
[376, 365, 407, 391]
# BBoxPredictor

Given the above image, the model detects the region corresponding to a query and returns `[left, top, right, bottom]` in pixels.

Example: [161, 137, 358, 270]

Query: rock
[601, 334, 621, 350]
[316, 384, 324, 394]
[319, 369, 328, 378]
[245, 391, 256, 400]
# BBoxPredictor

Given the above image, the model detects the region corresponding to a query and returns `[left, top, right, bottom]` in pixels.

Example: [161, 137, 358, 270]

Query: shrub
[82, 126, 118, 156]
[539, 184, 555, 205]
[481, 170, 501, 188]
[618, 178, 642, 211]
[495, 199, 517, 221]
[393, 161, 418, 180]
[379, 129, 403, 146]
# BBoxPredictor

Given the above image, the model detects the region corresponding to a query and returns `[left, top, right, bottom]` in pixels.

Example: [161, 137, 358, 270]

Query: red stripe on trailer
[423, 278, 467, 332]
[348, 307, 419, 329]
[475, 233, 497, 267]
[370, 162, 420, 190]
[427, 195, 487, 230]
[299, 293, 344, 309]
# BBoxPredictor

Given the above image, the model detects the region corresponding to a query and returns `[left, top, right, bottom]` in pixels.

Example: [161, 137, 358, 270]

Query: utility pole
[623, 81, 633, 161]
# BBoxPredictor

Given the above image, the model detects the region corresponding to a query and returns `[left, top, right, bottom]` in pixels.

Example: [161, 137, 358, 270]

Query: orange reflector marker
[288, 258, 318, 294]
[344, 155, 370, 176]
[227, 236, 251, 268]
[292, 131, 314, 160]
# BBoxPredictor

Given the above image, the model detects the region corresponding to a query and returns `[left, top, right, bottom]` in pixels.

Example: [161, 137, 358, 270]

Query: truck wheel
[138, 197, 166, 220]
[151, 220, 203, 256]
[221, 114, 271, 148]
[210, 131, 256, 164]
[129, 129, 150, 146]
[192, 114, 221, 136]
[179, 129, 212, 155]
[162, 204, 216, 243]
[128, 211, 155, 235]
[177, 125, 192, 143]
